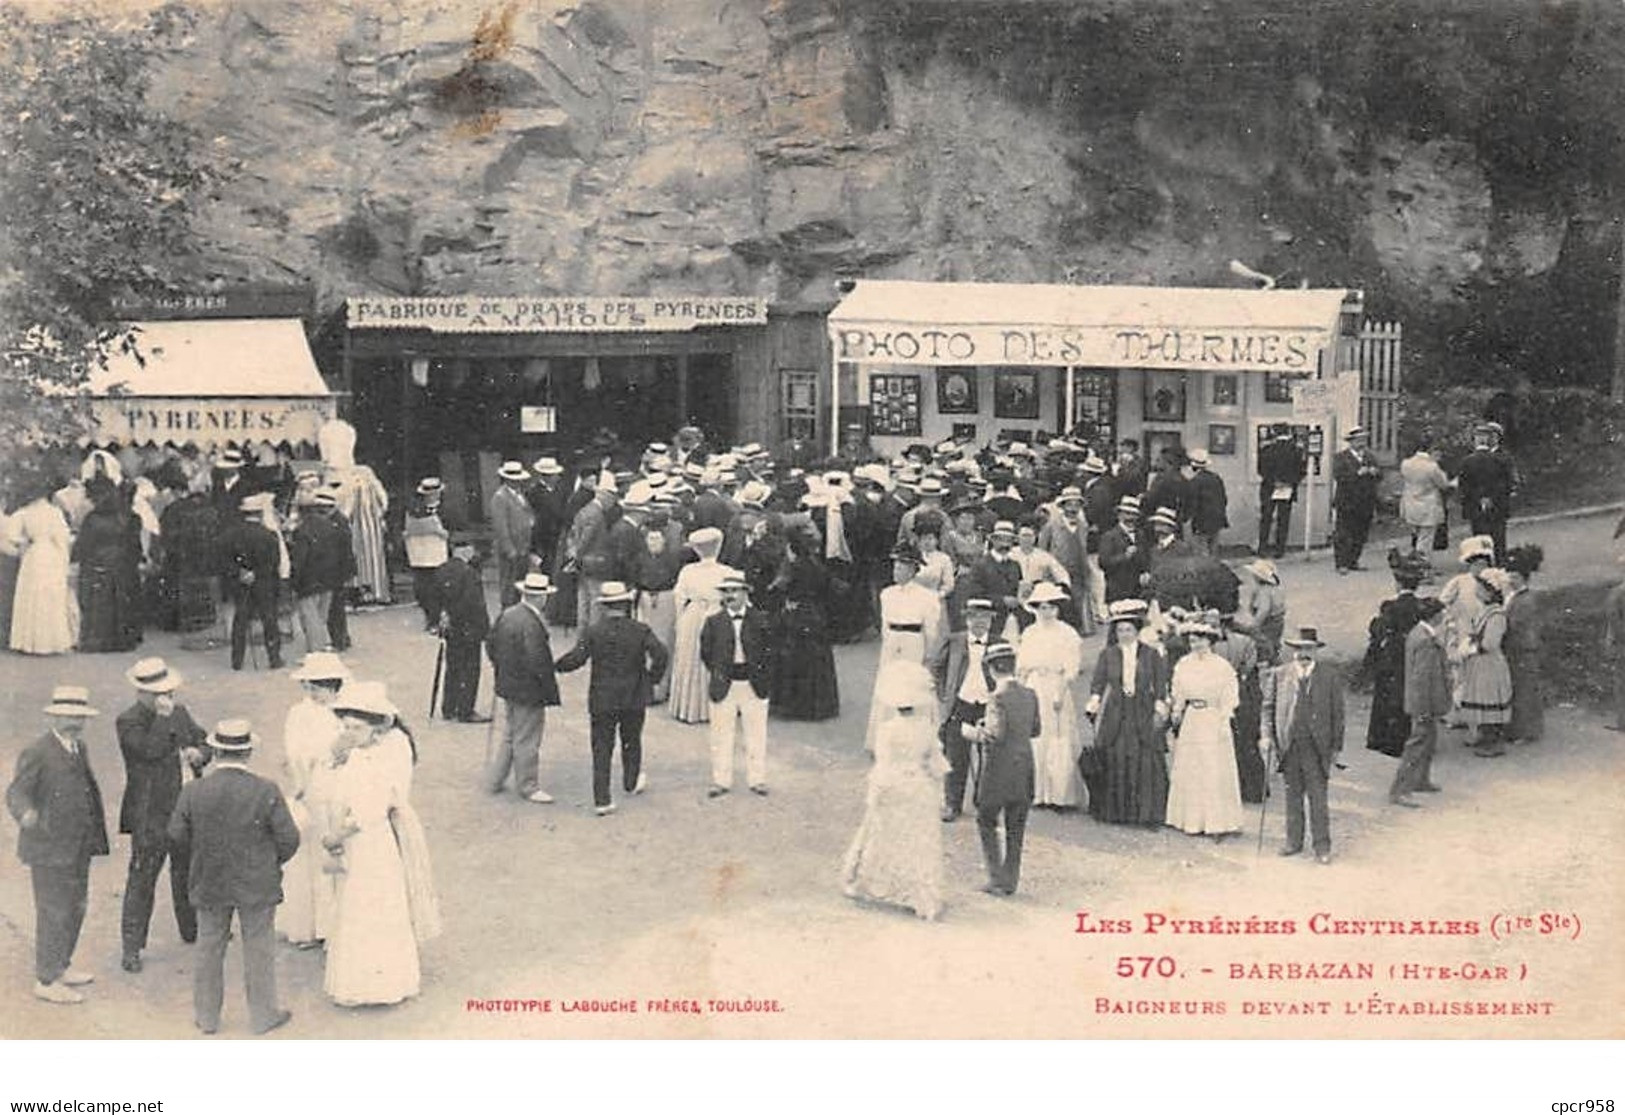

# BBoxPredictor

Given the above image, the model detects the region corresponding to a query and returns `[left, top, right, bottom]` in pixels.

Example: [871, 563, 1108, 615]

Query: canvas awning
[84, 318, 337, 447]
[827, 280, 1355, 372]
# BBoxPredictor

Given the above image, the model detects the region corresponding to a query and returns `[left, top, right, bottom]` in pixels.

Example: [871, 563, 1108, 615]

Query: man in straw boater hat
[222, 492, 285, 671]
[554, 581, 670, 816]
[935, 596, 999, 822]
[700, 573, 774, 798]
[526, 456, 569, 580]
[7, 686, 109, 1004]
[491, 461, 535, 608]
[1457, 420, 1517, 565]
[289, 488, 354, 655]
[1260, 626, 1346, 865]
[969, 640, 1039, 897]
[115, 657, 209, 974]
[168, 719, 299, 1034]
[1097, 496, 1150, 604]
[485, 572, 564, 804]
[403, 477, 452, 633]
[959, 519, 1023, 640]
[434, 540, 492, 723]
[1331, 426, 1382, 574]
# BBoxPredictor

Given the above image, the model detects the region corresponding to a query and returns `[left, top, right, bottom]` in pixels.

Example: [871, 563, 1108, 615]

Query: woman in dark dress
[72, 479, 144, 652]
[1081, 599, 1170, 826]
[1214, 612, 1266, 803]
[768, 526, 840, 721]
[1363, 549, 1430, 758]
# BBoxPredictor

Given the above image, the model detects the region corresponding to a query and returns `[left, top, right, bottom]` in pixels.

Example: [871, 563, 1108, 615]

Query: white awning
[84, 319, 336, 447]
[828, 280, 1354, 372]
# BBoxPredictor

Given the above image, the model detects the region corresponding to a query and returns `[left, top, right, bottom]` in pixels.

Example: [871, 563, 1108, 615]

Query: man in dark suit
[485, 573, 563, 803]
[221, 496, 283, 670]
[1097, 499, 1149, 603]
[1184, 448, 1229, 555]
[1111, 438, 1148, 502]
[526, 457, 568, 577]
[554, 581, 670, 815]
[324, 492, 357, 652]
[969, 642, 1038, 896]
[1261, 627, 1347, 864]
[167, 720, 299, 1035]
[288, 490, 352, 655]
[116, 657, 208, 974]
[958, 520, 1023, 639]
[1332, 427, 1382, 573]
[1457, 422, 1517, 565]
[7, 687, 109, 1004]
[933, 598, 996, 822]
[1256, 428, 1306, 558]
[1392, 598, 1450, 806]
[700, 574, 774, 797]
[435, 541, 492, 723]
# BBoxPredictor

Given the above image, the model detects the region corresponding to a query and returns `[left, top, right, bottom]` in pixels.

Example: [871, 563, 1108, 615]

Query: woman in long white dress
[323, 681, 440, 1007]
[1017, 582, 1085, 808]
[864, 544, 943, 753]
[667, 528, 739, 724]
[10, 493, 79, 654]
[1164, 617, 1244, 839]
[276, 652, 350, 947]
[841, 663, 947, 921]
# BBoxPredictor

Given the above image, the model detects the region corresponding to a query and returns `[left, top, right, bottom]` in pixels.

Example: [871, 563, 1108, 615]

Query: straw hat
[44, 685, 99, 718]
[1459, 536, 1495, 564]
[498, 460, 529, 481]
[1116, 496, 1142, 518]
[1057, 486, 1084, 505]
[516, 572, 558, 595]
[416, 477, 443, 495]
[1283, 626, 1326, 648]
[597, 580, 636, 604]
[1147, 508, 1180, 531]
[1107, 599, 1149, 626]
[1025, 582, 1069, 609]
[989, 519, 1017, 539]
[125, 657, 183, 693]
[333, 681, 399, 720]
[718, 573, 749, 593]
[290, 651, 350, 683]
[1243, 558, 1279, 585]
[531, 457, 564, 476]
[208, 718, 256, 752]
[983, 641, 1017, 665]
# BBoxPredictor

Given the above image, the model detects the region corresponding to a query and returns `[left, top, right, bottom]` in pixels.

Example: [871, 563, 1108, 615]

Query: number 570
[1116, 956, 1178, 978]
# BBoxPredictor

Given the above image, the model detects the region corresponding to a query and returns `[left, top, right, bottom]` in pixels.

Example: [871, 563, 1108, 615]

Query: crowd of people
[4, 413, 1554, 1012]
[5, 651, 438, 1030]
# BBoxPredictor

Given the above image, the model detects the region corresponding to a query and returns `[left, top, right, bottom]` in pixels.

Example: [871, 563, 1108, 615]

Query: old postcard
[1, 0, 1622, 1045]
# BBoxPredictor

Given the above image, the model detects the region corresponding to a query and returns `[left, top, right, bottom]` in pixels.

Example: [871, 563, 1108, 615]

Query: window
[781, 369, 818, 442]
[1264, 372, 1304, 404]
[1069, 370, 1118, 447]
[867, 373, 922, 436]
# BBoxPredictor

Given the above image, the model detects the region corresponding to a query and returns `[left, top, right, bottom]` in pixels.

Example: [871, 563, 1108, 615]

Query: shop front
[342, 295, 829, 526]
[827, 280, 1365, 544]
[84, 315, 337, 451]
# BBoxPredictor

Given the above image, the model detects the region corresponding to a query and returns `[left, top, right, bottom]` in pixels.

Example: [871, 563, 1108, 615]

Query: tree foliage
[0, 2, 222, 461]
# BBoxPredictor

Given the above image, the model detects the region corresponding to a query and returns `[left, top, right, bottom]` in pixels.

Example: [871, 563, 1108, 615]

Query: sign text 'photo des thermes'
[836, 325, 1323, 370]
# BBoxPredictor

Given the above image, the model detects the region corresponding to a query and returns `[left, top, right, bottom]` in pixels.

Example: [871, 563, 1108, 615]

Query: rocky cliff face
[141, 0, 1622, 385]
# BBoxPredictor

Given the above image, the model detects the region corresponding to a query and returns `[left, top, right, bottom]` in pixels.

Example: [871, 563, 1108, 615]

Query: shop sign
[348, 296, 768, 333]
[111, 285, 312, 320]
[1291, 379, 1336, 417]
[835, 324, 1324, 371]
[520, 406, 558, 433]
[88, 397, 336, 446]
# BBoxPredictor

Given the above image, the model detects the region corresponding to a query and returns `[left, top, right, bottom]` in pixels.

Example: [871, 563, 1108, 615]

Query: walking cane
[429, 633, 446, 719]
[1256, 732, 1276, 856]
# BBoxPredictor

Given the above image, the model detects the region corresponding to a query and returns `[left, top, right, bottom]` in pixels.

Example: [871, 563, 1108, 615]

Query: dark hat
[1417, 597, 1447, 621]
[1387, 547, 1432, 585]
[1505, 545, 1544, 578]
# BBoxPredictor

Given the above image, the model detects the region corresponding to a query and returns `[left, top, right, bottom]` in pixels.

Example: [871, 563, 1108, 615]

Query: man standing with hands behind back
[168, 719, 299, 1035]
[116, 656, 209, 974]
[7, 686, 109, 1004]
[1261, 626, 1346, 864]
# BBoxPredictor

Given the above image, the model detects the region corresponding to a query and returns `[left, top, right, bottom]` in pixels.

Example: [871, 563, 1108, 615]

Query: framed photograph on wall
[936, 367, 979, 415]
[993, 368, 1040, 419]
[1209, 423, 1238, 456]
[1211, 374, 1239, 407]
[868, 373, 922, 436]
[1143, 373, 1187, 423]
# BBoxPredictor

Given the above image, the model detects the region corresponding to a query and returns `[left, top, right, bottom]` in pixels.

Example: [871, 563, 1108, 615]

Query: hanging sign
[348, 296, 767, 333]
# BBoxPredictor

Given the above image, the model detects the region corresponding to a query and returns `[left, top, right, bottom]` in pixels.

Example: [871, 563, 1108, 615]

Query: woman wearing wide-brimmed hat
[1231, 557, 1286, 667]
[1017, 582, 1085, 808]
[1082, 599, 1170, 826]
[667, 527, 740, 724]
[841, 663, 947, 921]
[322, 680, 440, 1008]
[1455, 569, 1514, 758]
[1363, 549, 1433, 760]
[1164, 614, 1244, 840]
[276, 652, 350, 948]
